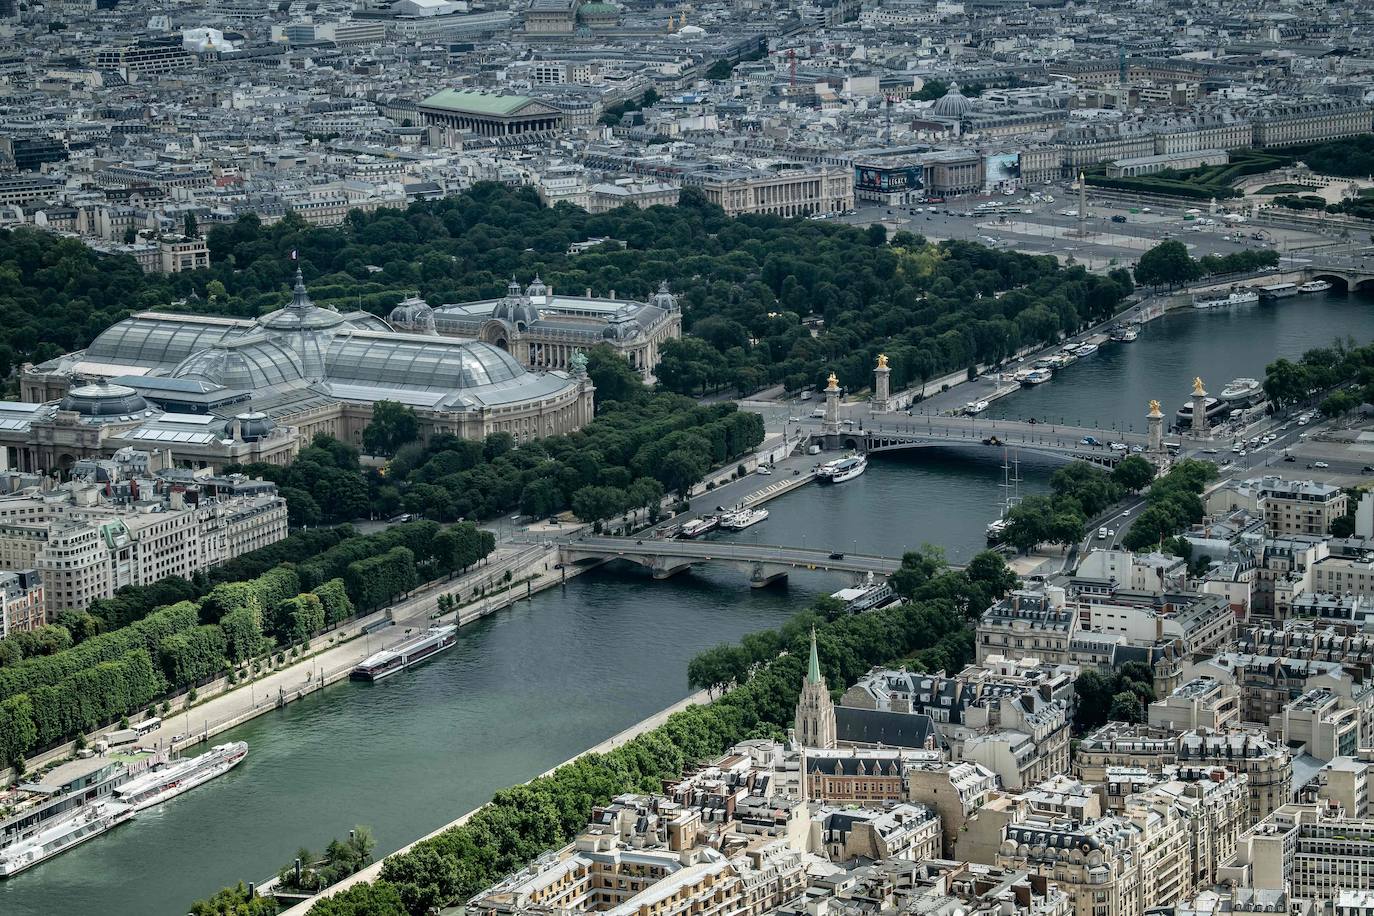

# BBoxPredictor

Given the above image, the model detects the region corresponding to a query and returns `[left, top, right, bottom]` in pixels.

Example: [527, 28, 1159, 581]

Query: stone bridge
[821, 417, 1155, 467]
[559, 536, 906, 587]
[1303, 264, 1374, 293]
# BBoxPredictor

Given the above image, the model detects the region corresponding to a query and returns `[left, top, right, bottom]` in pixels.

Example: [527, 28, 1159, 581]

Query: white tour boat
[817, 454, 868, 484]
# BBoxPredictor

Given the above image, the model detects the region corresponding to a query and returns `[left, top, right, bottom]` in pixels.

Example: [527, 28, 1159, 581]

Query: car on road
[1284, 455, 1296, 462]
[1130, 445, 1145, 453]
[1107, 529, 1116, 537]
[1097, 527, 1109, 539]
[1202, 448, 1219, 454]
[1313, 461, 1330, 469]
[1109, 442, 1128, 452]
[1363, 466, 1374, 473]
[1081, 436, 1101, 446]
[1110, 215, 1127, 223]
[828, 552, 846, 560]
[756, 466, 772, 475]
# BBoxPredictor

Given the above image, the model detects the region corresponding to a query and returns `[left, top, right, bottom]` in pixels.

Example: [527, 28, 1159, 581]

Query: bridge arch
[1309, 272, 1350, 293]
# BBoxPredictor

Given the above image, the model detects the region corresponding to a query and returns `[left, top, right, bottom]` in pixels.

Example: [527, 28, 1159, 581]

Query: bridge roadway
[819, 415, 1155, 465]
[560, 535, 906, 587]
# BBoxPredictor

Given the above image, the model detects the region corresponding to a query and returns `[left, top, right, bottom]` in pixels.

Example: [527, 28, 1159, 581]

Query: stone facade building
[392, 277, 681, 378]
[11, 271, 594, 472]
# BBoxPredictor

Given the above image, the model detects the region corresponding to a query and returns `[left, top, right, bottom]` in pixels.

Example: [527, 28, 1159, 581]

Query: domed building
[399, 276, 681, 378]
[932, 81, 975, 120]
[13, 269, 594, 474]
[576, 0, 618, 29]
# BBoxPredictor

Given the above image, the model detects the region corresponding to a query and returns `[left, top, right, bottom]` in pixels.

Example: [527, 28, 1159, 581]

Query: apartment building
[811, 803, 941, 862]
[997, 769, 1239, 916]
[976, 588, 1081, 666]
[1221, 804, 1374, 902]
[1270, 688, 1362, 761]
[1259, 479, 1348, 537]
[1188, 652, 1374, 748]
[996, 813, 1147, 916]
[154, 234, 210, 274]
[91, 42, 195, 77]
[773, 859, 1071, 916]
[839, 659, 1073, 790]
[0, 475, 286, 616]
[1149, 678, 1242, 733]
[906, 759, 1002, 857]
[1075, 724, 1292, 824]
[1250, 100, 1372, 148]
[1309, 750, 1374, 817]
[1145, 766, 1249, 889]
[0, 569, 44, 637]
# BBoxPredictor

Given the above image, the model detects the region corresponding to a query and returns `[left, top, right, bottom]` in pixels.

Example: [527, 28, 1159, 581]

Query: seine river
[6, 291, 1374, 916]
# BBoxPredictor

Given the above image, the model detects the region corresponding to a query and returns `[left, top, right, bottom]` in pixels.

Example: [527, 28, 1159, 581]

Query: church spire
[795, 626, 836, 750]
[808, 627, 822, 684]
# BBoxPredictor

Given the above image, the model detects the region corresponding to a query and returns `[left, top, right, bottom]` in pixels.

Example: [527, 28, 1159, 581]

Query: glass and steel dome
[171, 338, 306, 390]
[86, 316, 249, 368]
[257, 269, 350, 332]
[326, 334, 524, 390]
[59, 381, 149, 417]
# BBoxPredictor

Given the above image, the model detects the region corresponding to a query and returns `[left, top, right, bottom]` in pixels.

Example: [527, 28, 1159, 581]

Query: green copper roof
[420, 89, 538, 117]
[807, 628, 822, 684]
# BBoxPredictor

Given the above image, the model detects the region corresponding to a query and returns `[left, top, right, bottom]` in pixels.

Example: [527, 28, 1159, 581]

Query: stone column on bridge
[1147, 398, 1165, 455]
[873, 354, 892, 413]
[1191, 376, 1210, 439]
[822, 371, 842, 447]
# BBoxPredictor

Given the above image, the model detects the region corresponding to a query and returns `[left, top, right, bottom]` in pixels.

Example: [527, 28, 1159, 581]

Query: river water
[7, 291, 1374, 916]
[986, 291, 1374, 430]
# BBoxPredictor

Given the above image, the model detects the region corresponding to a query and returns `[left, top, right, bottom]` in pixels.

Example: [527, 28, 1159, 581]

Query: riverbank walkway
[10, 544, 556, 780]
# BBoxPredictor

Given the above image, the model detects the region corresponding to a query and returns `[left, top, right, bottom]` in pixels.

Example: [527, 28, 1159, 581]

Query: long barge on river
[350, 625, 458, 682]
